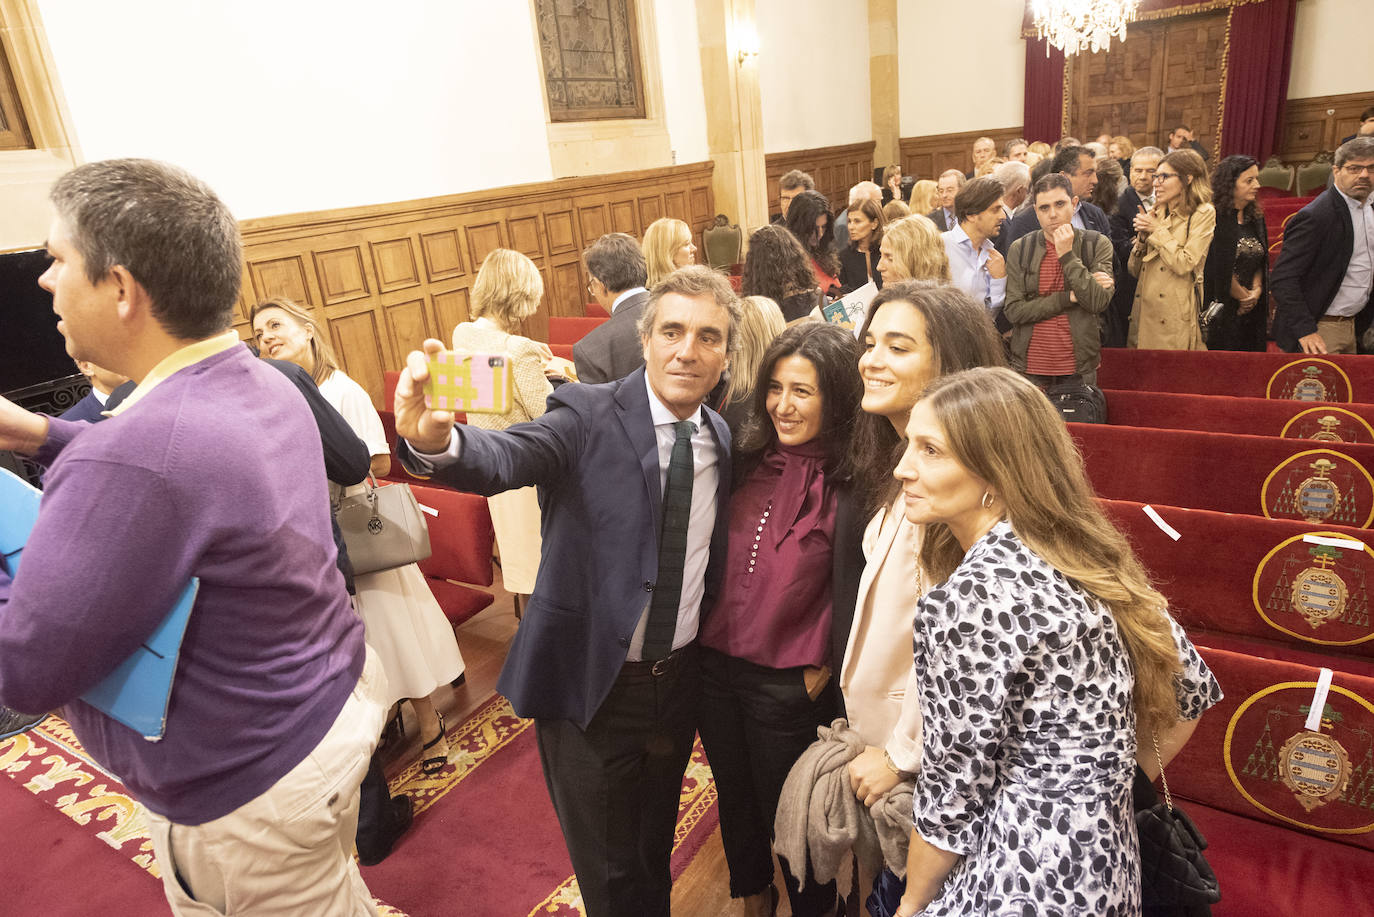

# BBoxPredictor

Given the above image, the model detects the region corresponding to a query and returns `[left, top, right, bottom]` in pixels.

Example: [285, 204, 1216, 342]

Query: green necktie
[642, 420, 695, 660]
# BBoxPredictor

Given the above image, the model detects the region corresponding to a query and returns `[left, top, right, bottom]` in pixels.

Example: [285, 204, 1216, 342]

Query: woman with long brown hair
[1128, 149, 1216, 350]
[890, 367, 1221, 917]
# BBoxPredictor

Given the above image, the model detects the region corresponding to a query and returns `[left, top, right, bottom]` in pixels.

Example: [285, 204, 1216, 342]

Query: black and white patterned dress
[911, 521, 1221, 916]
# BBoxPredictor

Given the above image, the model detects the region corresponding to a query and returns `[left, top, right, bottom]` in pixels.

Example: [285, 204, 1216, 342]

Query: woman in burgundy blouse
[697, 322, 863, 917]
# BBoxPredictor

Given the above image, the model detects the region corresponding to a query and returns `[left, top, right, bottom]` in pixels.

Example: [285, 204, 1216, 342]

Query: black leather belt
[621, 645, 692, 678]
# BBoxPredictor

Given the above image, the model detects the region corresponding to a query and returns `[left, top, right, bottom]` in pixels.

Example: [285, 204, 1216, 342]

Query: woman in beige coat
[1128, 149, 1216, 350]
[450, 249, 555, 599]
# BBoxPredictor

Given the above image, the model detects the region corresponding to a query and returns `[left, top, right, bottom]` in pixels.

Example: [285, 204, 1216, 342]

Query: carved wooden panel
[237, 161, 714, 406]
[765, 142, 877, 218]
[508, 215, 543, 258]
[383, 298, 431, 367]
[1065, 13, 1225, 157]
[370, 238, 420, 292]
[663, 190, 686, 221]
[420, 230, 465, 281]
[1280, 92, 1372, 164]
[638, 195, 663, 227]
[610, 199, 637, 235]
[327, 310, 387, 405]
[314, 247, 370, 305]
[432, 288, 471, 340]
[898, 129, 1024, 186]
[545, 209, 577, 254]
[249, 255, 312, 305]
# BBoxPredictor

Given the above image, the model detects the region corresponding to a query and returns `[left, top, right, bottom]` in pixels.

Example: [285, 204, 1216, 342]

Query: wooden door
[1067, 12, 1227, 155]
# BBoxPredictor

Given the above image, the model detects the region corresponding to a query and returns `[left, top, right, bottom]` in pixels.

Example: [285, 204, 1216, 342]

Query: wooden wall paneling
[898, 128, 1025, 185]
[763, 141, 876, 219]
[326, 306, 389, 406]
[1280, 92, 1372, 164]
[382, 296, 432, 369]
[235, 161, 715, 408]
[420, 229, 465, 281]
[370, 237, 421, 293]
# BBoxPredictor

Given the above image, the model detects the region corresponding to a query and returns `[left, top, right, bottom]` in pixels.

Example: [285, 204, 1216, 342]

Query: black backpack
[1045, 377, 1107, 424]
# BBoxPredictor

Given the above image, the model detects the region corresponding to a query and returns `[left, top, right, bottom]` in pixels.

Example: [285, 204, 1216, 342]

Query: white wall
[654, 0, 710, 165]
[898, 0, 1026, 137]
[756, 0, 872, 152]
[1288, 0, 1374, 99]
[34, 0, 555, 221]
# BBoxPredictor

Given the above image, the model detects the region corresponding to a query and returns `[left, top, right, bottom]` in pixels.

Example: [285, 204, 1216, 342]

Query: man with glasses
[1273, 137, 1374, 354]
[575, 233, 650, 383]
[1104, 146, 1166, 346]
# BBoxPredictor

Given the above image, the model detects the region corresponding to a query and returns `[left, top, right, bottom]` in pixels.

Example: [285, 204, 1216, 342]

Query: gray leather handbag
[334, 474, 432, 575]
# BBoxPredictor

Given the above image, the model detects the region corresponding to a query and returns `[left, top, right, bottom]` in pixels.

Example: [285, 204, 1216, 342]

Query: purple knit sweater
[0, 345, 365, 824]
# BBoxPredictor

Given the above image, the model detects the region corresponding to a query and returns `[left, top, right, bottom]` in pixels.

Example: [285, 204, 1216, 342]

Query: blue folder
[0, 468, 197, 741]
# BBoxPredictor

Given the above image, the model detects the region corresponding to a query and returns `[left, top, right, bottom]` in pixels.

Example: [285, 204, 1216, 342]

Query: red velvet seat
[1072, 423, 1374, 526]
[411, 483, 495, 630]
[1100, 499, 1374, 666]
[1098, 349, 1374, 403]
[547, 316, 607, 347]
[1103, 389, 1374, 443]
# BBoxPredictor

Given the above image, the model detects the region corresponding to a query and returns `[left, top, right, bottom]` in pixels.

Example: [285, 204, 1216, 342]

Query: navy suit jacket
[1271, 186, 1374, 352]
[405, 367, 732, 727]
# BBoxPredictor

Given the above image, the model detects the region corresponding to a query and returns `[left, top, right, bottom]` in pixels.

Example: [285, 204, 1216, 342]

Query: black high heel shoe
[420, 713, 447, 775]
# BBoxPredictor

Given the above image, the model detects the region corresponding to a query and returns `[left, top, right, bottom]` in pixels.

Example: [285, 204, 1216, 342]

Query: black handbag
[1134, 734, 1221, 915]
[1045, 376, 1108, 424]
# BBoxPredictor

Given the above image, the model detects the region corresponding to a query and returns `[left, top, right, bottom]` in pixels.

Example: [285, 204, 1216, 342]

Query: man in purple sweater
[0, 159, 384, 916]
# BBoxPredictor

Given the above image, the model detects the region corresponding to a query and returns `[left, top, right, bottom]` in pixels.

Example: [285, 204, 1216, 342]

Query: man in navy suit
[394, 265, 739, 917]
[1002, 145, 1112, 249]
[1104, 146, 1165, 347]
[57, 361, 129, 423]
[573, 233, 651, 384]
[1272, 137, 1374, 354]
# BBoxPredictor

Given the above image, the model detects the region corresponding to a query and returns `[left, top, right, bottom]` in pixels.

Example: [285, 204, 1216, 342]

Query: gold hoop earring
[981, 491, 994, 509]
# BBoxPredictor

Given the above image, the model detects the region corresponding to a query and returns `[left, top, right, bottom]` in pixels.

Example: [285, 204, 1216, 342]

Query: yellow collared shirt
[105, 330, 244, 418]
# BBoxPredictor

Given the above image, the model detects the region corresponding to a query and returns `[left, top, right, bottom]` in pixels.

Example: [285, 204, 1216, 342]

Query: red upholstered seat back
[1104, 389, 1374, 444]
[382, 370, 465, 423]
[410, 484, 495, 587]
[547, 316, 607, 346]
[1101, 499, 1374, 664]
[1098, 349, 1374, 402]
[1168, 645, 1374, 852]
[1071, 423, 1374, 527]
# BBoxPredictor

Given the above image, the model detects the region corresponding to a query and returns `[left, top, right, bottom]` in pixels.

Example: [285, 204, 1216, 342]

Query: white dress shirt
[403, 372, 718, 660]
[611, 286, 648, 314]
[1327, 188, 1374, 318]
[942, 224, 1007, 317]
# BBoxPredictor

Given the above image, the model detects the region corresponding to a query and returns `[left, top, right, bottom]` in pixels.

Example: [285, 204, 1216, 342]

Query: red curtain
[1220, 0, 1297, 161]
[1023, 36, 1065, 144]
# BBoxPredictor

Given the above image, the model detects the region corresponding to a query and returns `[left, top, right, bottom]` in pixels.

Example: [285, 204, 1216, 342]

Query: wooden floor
[376, 569, 794, 916]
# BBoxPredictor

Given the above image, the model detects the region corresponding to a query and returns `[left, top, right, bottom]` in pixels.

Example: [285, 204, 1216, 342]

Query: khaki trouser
[145, 647, 387, 916]
[1317, 315, 1357, 354]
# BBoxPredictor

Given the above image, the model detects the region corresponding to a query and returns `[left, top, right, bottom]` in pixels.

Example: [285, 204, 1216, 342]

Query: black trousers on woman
[698, 646, 839, 916]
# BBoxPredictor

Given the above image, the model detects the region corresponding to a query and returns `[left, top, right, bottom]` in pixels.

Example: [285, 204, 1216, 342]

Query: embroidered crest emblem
[1267, 359, 1353, 403]
[1281, 407, 1374, 445]
[1262, 449, 1374, 528]
[1279, 718, 1353, 813]
[1253, 532, 1373, 646]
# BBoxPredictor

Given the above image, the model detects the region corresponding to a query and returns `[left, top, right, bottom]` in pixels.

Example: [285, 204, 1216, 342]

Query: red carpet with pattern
[0, 693, 719, 916]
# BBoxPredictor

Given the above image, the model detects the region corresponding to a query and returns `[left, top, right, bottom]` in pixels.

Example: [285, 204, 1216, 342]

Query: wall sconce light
[736, 25, 760, 66]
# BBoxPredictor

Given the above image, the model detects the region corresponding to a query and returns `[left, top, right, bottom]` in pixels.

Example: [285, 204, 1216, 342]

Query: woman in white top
[252, 298, 464, 774]
[450, 249, 556, 599]
[838, 281, 1005, 889]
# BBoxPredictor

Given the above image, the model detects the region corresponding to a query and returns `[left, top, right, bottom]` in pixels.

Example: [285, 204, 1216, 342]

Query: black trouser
[697, 647, 839, 916]
[535, 645, 700, 917]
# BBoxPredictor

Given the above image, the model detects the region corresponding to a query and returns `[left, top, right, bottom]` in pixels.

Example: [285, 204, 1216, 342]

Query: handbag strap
[1152, 729, 1173, 812]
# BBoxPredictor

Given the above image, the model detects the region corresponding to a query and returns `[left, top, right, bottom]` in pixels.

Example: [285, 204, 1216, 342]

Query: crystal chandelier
[1031, 0, 1140, 55]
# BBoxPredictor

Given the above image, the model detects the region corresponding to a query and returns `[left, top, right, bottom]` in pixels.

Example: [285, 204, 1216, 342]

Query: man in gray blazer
[574, 233, 650, 383]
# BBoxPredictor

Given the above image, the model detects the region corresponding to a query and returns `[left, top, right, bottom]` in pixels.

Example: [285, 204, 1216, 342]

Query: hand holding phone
[423, 350, 514, 415]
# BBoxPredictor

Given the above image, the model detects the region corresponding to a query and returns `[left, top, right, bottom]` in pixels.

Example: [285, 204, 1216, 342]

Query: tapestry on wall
[535, 0, 646, 122]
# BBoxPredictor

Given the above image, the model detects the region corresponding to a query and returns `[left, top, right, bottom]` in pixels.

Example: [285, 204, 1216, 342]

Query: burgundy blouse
[698, 440, 838, 668]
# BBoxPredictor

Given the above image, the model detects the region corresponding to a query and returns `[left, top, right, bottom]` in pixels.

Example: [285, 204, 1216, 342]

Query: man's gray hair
[1336, 137, 1374, 170]
[1132, 146, 1166, 164]
[49, 159, 242, 339]
[779, 169, 815, 192]
[992, 160, 1031, 193]
[849, 181, 881, 205]
[638, 265, 744, 354]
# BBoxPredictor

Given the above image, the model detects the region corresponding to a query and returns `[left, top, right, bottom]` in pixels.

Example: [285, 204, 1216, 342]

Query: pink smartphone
[423, 351, 513, 415]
